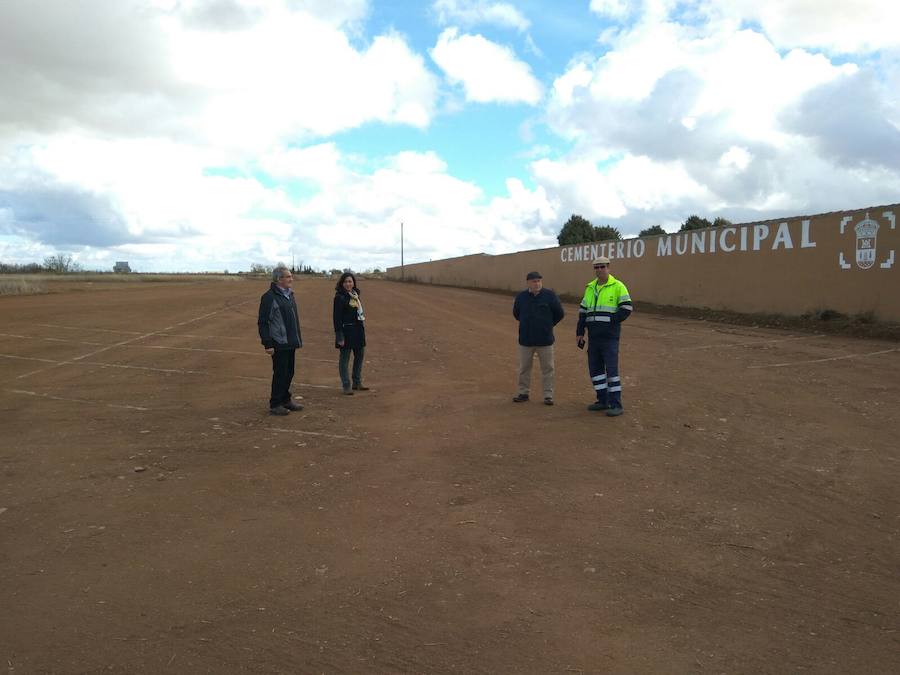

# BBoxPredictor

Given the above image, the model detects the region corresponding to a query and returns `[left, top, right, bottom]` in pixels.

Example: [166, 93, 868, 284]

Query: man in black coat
[257, 265, 303, 415]
[512, 271, 565, 405]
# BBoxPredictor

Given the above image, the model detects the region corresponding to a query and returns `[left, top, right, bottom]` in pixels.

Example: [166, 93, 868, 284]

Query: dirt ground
[1, 277, 898, 674]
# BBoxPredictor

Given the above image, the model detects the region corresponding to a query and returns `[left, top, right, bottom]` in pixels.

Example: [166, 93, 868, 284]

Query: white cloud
[284, 0, 370, 28]
[432, 0, 530, 32]
[718, 146, 752, 171]
[179, 0, 371, 30]
[535, 4, 900, 231]
[430, 28, 543, 104]
[289, 148, 560, 266]
[589, 0, 630, 19]
[591, 1, 900, 53]
[259, 144, 345, 184]
[705, 0, 900, 53]
[530, 154, 715, 221]
[551, 62, 592, 108]
[1, 129, 561, 271]
[0, 0, 466, 270]
[168, 13, 439, 144]
[0, 0, 438, 147]
[545, 23, 847, 151]
[531, 158, 627, 219]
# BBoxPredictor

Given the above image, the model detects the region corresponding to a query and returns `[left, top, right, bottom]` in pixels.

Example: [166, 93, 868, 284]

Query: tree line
[249, 263, 383, 276]
[0, 254, 84, 274]
[557, 214, 734, 245]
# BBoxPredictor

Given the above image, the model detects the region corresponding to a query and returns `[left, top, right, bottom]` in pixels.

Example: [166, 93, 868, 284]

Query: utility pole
[400, 221, 405, 281]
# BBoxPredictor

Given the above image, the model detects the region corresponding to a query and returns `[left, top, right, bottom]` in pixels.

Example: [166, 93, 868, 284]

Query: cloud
[0, 0, 189, 140]
[702, 0, 900, 53]
[430, 28, 542, 104]
[537, 10, 900, 229]
[0, 186, 131, 248]
[165, 13, 439, 143]
[179, 0, 371, 30]
[258, 143, 346, 185]
[1, 131, 560, 271]
[782, 72, 900, 171]
[589, 0, 630, 19]
[589, 1, 900, 53]
[0, 0, 438, 146]
[179, 0, 265, 30]
[0, 0, 558, 271]
[283, 0, 370, 27]
[432, 0, 530, 32]
[267, 148, 561, 268]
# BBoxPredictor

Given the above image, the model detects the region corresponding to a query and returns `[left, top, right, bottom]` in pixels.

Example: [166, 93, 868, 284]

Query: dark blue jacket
[513, 288, 565, 347]
[333, 288, 366, 349]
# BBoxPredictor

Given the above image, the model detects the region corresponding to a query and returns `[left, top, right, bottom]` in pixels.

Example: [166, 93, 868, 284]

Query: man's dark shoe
[283, 400, 304, 411]
[606, 406, 624, 417]
[342, 388, 354, 395]
[512, 394, 529, 402]
[270, 406, 289, 416]
[544, 397, 554, 406]
[587, 401, 608, 411]
[352, 384, 370, 391]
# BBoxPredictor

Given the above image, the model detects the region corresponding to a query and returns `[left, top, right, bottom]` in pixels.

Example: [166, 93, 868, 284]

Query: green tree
[639, 224, 666, 237]
[680, 215, 713, 231]
[593, 225, 622, 241]
[712, 216, 733, 228]
[557, 214, 595, 245]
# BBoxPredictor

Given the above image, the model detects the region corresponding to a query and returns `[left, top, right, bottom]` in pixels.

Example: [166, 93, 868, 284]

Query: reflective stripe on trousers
[587, 338, 621, 407]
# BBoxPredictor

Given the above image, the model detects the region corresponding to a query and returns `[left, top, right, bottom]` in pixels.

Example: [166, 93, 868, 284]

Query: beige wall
[387, 204, 900, 322]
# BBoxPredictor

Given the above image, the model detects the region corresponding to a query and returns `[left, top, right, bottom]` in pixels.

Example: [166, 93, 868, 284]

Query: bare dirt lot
[1, 277, 898, 674]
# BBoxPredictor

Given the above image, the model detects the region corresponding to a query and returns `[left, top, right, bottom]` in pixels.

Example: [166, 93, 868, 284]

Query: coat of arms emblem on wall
[839, 211, 895, 270]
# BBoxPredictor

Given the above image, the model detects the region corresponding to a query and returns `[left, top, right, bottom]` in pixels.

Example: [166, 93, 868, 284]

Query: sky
[1, 0, 899, 272]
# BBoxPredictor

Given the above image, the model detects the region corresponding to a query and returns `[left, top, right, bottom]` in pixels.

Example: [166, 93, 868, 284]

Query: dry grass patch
[0, 277, 48, 296]
[27, 273, 246, 284]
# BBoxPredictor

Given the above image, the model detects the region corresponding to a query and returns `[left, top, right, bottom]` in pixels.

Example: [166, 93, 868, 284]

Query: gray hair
[272, 264, 290, 282]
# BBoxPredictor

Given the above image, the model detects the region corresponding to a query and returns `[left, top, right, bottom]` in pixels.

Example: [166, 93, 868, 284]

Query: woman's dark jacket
[333, 288, 366, 349]
[512, 288, 564, 347]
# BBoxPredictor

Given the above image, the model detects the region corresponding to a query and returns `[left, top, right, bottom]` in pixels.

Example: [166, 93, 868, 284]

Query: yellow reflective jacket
[576, 274, 632, 339]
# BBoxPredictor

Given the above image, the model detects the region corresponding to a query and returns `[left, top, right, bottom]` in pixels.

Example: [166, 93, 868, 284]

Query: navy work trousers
[587, 338, 621, 407]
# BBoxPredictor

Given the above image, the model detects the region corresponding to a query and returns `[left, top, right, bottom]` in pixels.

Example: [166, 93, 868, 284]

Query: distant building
[113, 261, 131, 273]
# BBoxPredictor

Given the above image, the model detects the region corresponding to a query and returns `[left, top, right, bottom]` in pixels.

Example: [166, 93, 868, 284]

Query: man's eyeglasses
[593, 264, 607, 269]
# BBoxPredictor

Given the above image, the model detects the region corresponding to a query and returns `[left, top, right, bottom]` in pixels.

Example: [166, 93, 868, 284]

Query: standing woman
[333, 272, 368, 394]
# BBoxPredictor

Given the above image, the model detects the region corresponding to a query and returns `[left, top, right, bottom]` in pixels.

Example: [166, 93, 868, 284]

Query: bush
[809, 308, 844, 321]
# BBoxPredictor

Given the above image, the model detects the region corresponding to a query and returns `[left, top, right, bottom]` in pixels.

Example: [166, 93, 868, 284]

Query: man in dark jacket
[512, 271, 565, 405]
[257, 265, 303, 415]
